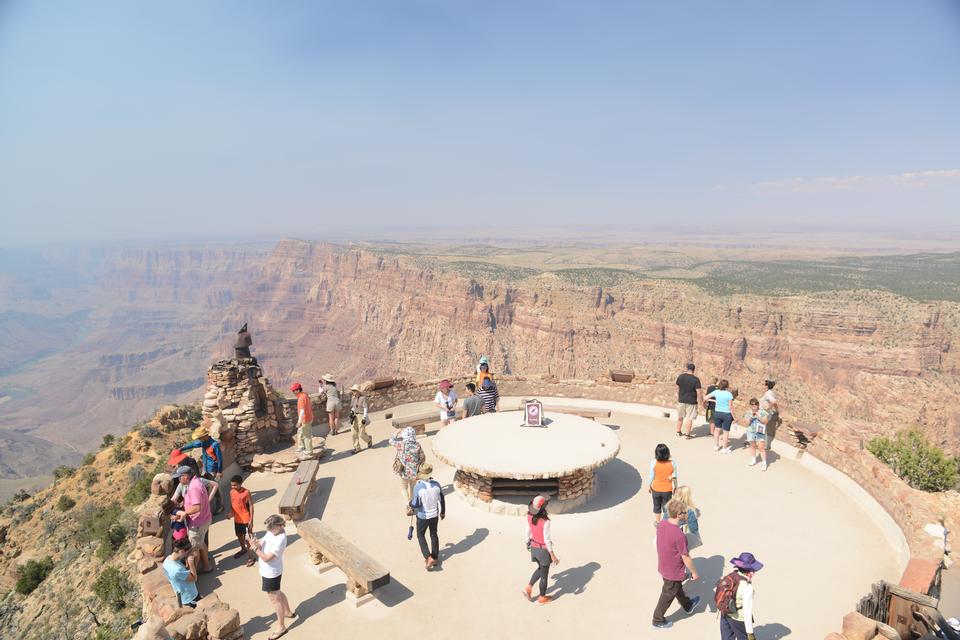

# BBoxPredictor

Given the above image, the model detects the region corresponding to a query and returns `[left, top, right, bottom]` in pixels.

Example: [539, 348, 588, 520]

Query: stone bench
[609, 369, 635, 383]
[278, 459, 320, 521]
[390, 410, 439, 435]
[541, 404, 611, 420]
[298, 518, 391, 606]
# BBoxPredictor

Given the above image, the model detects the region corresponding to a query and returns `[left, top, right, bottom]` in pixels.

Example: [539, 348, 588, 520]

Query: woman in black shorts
[252, 514, 296, 639]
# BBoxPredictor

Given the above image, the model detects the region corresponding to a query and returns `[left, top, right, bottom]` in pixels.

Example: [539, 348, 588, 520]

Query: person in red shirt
[652, 499, 701, 629]
[291, 382, 314, 455]
[230, 475, 256, 566]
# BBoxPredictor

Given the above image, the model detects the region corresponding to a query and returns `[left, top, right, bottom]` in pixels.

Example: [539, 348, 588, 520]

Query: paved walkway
[199, 401, 901, 640]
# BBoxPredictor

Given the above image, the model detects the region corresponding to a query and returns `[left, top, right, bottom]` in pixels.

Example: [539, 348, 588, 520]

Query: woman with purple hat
[522, 494, 559, 605]
[718, 552, 762, 640]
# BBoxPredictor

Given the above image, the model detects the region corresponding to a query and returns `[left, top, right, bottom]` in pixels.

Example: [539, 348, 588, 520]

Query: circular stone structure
[432, 411, 620, 514]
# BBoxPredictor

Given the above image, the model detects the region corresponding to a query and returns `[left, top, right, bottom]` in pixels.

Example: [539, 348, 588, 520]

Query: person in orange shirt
[648, 443, 678, 527]
[230, 475, 256, 566]
[291, 382, 314, 455]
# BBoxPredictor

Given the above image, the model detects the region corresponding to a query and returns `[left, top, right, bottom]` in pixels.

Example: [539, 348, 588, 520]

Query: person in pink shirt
[173, 465, 213, 573]
[651, 499, 701, 629]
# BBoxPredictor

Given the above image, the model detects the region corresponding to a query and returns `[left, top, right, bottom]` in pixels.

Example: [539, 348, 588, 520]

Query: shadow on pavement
[550, 561, 601, 599]
[690, 555, 725, 612]
[755, 622, 792, 638]
[566, 458, 642, 513]
[377, 576, 415, 607]
[442, 527, 489, 561]
[250, 488, 277, 502]
[306, 477, 335, 520]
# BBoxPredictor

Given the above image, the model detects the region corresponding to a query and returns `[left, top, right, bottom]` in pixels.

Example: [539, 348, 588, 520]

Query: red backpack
[714, 571, 742, 615]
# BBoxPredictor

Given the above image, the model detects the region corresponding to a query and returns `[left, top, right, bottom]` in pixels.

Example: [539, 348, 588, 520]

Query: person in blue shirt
[409, 463, 446, 570]
[162, 539, 200, 607]
[704, 380, 736, 454]
[179, 424, 224, 514]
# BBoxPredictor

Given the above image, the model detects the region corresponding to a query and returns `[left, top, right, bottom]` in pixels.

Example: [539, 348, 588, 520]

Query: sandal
[268, 630, 288, 640]
[245, 558, 256, 567]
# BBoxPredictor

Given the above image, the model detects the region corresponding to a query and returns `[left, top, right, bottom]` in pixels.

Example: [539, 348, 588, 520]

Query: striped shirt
[478, 383, 499, 413]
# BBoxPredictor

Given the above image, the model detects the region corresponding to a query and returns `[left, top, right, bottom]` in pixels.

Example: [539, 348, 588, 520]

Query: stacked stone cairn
[133, 472, 244, 640]
[202, 358, 296, 470]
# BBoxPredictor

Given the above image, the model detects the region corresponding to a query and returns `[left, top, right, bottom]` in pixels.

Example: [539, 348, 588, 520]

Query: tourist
[410, 463, 445, 570]
[291, 382, 314, 455]
[476, 356, 494, 389]
[523, 494, 559, 605]
[320, 373, 341, 436]
[717, 552, 762, 640]
[251, 514, 296, 640]
[461, 382, 484, 419]
[179, 424, 223, 513]
[172, 465, 213, 573]
[478, 376, 500, 413]
[673, 485, 701, 547]
[390, 425, 426, 540]
[705, 376, 719, 434]
[171, 471, 219, 511]
[651, 499, 701, 630]
[760, 378, 780, 438]
[348, 384, 373, 454]
[434, 379, 458, 426]
[648, 443, 678, 527]
[230, 475, 256, 566]
[741, 398, 770, 471]
[705, 380, 736, 454]
[162, 538, 200, 608]
[675, 363, 703, 438]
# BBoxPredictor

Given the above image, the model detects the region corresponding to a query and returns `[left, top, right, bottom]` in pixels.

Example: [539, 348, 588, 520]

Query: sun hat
[528, 494, 550, 516]
[478, 356, 489, 365]
[322, 373, 336, 383]
[349, 384, 361, 393]
[167, 448, 188, 467]
[264, 514, 285, 529]
[191, 426, 209, 440]
[417, 463, 434, 480]
[290, 382, 303, 392]
[730, 552, 763, 572]
[438, 379, 452, 389]
[172, 465, 195, 479]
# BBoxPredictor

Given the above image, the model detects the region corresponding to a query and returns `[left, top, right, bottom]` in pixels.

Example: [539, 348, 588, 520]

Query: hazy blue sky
[1, 1, 959, 246]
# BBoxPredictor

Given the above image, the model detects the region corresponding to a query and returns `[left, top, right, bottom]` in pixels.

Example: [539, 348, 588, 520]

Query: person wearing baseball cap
[178, 422, 224, 515]
[523, 494, 559, 605]
[434, 380, 458, 427]
[719, 552, 763, 640]
[172, 465, 213, 573]
[410, 463, 445, 570]
[290, 382, 314, 455]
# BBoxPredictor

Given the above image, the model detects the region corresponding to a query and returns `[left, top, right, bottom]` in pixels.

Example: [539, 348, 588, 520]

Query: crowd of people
[158, 356, 778, 639]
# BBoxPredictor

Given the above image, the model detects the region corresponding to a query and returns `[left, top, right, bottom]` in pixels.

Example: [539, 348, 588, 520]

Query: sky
[1, 1, 959, 247]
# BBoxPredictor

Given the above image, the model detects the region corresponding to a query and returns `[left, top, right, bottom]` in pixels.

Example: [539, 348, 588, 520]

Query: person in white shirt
[409, 463, 446, 570]
[251, 514, 295, 640]
[434, 380, 458, 426]
[720, 552, 762, 640]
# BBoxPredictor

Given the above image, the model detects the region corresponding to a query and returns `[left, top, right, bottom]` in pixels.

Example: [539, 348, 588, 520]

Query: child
[647, 444, 677, 527]
[229, 475, 256, 566]
[673, 485, 701, 548]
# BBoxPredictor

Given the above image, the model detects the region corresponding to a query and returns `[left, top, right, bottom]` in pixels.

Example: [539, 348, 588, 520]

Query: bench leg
[346, 579, 371, 608]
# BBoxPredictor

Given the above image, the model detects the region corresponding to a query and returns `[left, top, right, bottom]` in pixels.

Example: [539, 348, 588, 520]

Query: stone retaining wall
[557, 468, 595, 502]
[454, 470, 493, 502]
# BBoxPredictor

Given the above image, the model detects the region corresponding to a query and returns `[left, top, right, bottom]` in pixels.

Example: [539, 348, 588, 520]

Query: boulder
[134, 617, 172, 640]
[141, 570, 176, 603]
[196, 593, 228, 613]
[206, 608, 241, 639]
[138, 557, 159, 574]
[165, 611, 207, 640]
[841, 611, 878, 640]
[152, 473, 174, 496]
[152, 596, 192, 625]
[137, 535, 165, 558]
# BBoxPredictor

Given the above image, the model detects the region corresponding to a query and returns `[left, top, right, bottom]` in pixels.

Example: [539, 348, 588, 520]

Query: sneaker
[761, 462, 768, 471]
[683, 595, 701, 614]
[536, 595, 552, 606]
[747, 457, 758, 466]
[651, 621, 673, 629]
[720, 447, 732, 455]
[522, 585, 533, 601]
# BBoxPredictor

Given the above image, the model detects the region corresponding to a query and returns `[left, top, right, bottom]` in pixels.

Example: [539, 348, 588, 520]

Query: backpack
[714, 571, 742, 615]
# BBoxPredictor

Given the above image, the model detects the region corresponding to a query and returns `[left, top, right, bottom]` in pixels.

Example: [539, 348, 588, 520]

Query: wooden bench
[278, 459, 320, 521]
[390, 409, 439, 435]
[371, 377, 397, 390]
[298, 518, 390, 605]
[609, 369, 635, 383]
[541, 405, 612, 420]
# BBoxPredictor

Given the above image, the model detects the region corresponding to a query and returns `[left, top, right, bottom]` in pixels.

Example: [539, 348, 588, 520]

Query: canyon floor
[205, 401, 902, 640]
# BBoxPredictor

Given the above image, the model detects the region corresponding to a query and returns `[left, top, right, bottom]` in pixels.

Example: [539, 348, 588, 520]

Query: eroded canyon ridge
[1, 237, 959, 495]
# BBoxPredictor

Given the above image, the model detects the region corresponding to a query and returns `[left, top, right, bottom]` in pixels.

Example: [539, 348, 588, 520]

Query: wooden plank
[279, 460, 321, 520]
[390, 409, 438, 430]
[298, 519, 390, 593]
[542, 405, 611, 419]
[372, 377, 396, 390]
[609, 369, 635, 383]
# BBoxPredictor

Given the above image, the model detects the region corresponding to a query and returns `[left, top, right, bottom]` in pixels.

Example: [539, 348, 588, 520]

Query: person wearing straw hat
[290, 382, 314, 455]
[319, 374, 342, 435]
[410, 463, 445, 570]
[523, 494, 559, 605]
[249, 514, 296, 640]
[717, 552, 763, 640]
[179, 423, 224, 514]
[348, 384, 373, 454]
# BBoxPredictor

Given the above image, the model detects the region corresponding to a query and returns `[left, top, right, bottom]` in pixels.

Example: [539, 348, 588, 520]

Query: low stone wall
[132, 472, 244, 640]
[454, 470, 493, 502]
[558, 468, 595, 502]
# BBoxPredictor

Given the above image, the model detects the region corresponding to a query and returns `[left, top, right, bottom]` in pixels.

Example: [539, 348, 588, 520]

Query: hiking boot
[522, 585, 532, 601]
[683, 595, 701, 614]
[747, 457, 758, 466]
[536, 595, 551, 605]
[761, 462, 768, 471]
[651, 621, 673, 629]
[720, 447, 732, 455]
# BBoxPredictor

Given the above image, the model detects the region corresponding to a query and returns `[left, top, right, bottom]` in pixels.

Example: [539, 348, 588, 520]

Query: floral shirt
[390, 426, 424, 480]
[743, 408, 769, 435]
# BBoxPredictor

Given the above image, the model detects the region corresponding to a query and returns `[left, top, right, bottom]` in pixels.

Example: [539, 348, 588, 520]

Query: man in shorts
[230, 475, 256, 565]
[173, 465, 213, 573]
[675, 363, 703, 438]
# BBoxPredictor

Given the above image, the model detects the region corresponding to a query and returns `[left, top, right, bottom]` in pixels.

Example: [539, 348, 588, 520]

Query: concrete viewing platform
[197, 397, 904, 640]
